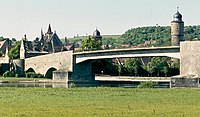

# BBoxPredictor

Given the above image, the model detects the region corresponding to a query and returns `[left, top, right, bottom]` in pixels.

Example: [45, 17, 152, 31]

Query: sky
[0, 0, 199, 40]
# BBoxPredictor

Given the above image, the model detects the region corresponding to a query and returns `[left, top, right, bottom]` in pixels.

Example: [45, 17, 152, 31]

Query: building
[93, 29, 102, 42]
[171, 8, 184, 46]
[20, 24, 64, 59]
[0, 39, 11, 56]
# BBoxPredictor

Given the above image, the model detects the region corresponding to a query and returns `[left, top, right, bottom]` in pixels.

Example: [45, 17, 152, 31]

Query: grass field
[0, 87, 200, 117]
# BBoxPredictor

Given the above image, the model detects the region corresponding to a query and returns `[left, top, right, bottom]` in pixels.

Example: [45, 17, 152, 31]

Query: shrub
[138, 81, 157, 88]
[26, 72, 44, 78]
[69, 83, 76, 88]
[3, 71, 14, 77]
[15, 74, 19, 78]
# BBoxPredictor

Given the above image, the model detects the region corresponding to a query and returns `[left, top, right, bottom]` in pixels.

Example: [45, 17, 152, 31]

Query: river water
[0, 82, 69, 88]
[0, 82, 170, 88]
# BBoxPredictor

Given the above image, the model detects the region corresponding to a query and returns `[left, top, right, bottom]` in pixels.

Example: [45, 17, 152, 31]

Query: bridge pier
[53, 60, 98, 86]
[70, 60, 98, 86]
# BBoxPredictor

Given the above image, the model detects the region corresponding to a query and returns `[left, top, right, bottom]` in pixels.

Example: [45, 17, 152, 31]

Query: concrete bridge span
[74, 46, 180, 63]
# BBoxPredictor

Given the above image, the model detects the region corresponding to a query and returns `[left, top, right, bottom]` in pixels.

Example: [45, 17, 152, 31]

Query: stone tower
[171, 7, 184, 46]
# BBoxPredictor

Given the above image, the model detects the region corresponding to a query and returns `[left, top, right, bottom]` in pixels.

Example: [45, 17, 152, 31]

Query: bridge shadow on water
[0, 81, 170, 88]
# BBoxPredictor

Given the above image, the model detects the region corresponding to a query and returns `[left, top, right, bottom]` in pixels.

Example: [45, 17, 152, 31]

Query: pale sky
[0, 0, 199, 40]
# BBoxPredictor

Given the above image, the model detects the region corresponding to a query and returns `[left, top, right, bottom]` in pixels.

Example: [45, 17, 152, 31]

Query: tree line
[103, 25, 200, 48]
[93, 57, 179, 77]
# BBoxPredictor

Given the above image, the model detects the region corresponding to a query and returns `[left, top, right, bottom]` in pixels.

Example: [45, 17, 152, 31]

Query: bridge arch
[45, 67, 57, 79]
[26, 68, 36, 73]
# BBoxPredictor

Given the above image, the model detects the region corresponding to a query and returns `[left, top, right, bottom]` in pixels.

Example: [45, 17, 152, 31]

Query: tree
[8, 41, 21, 59]
[144, 62, 156, 77]
[125, 58, 143, 76]
[92, 59, 118, 76]
[79, 36, 102, 51]
[145, 57, 170, 77]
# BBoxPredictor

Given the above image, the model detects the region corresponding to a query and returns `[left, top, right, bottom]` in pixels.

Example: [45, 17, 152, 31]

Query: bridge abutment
[53, 60, 98, 86]
[70, 60, 98, 86]
[180, 41, 200, 76]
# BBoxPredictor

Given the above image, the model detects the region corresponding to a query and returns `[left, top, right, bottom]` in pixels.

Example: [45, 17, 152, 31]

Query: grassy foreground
[0, 88, 200, 117]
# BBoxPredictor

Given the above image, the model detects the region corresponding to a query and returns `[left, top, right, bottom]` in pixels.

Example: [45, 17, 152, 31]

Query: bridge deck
[74, 46, 180, 63]
[74, 46, 180, 55]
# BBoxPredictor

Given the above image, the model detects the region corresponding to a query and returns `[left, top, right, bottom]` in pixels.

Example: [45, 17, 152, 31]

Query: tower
[46, 24, 53, 39]
[40, 29, 44, 46]
[20, 39, 26, 59]
[93, 28, 102, 42]
[171, 7, 184, 46]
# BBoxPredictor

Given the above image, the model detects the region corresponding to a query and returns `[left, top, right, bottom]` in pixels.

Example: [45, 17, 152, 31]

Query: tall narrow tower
[171, 7, 184, 46]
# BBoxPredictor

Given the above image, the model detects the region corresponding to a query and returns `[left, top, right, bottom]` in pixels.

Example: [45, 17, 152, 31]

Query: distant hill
[62, 35, 121, 44]
[119, 25, 200, 47]
[62, 25, 200, 48]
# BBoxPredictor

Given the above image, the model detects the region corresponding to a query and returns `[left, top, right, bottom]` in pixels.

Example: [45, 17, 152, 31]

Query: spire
[41, 28, 44, 42]
[173, 7, 183, 22]
[5, 45, 9, 62]
[41, 28, 44, 36]
[46, 24, 53, 34]
[177, 7, 179, 13]
[20, 39, 26, 59]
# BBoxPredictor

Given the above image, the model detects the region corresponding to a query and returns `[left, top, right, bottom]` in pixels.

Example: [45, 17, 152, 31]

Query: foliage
[93, 57, 179, 77]
[144, 57, 170, 77]
[119, 26, 171, 47]
[138, 81, 157, 88]
[26, 72, 44, 78]
[3, 71, 14, 77]
[124, 58, 144, 76]
[92, 59, 118, 76]
[68, 25, 200, 49]
[79, 36, 102, 51]
[118, 25, 200, 47]
[8, 41, 21, 59]
[15, 74, 19, 78]
[69, 83, 76, 88]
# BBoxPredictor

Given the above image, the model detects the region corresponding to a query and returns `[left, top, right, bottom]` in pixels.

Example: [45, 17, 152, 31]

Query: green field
[0, 88, 200, 117]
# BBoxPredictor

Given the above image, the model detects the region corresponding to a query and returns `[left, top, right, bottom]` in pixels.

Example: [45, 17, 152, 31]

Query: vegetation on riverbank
[0, 87, 200, 117]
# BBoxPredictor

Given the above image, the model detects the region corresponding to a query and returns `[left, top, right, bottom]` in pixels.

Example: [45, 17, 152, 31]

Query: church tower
[46, 24, 53, 39]
[171, 7, 184, 46]
[93, 28, 102, 42]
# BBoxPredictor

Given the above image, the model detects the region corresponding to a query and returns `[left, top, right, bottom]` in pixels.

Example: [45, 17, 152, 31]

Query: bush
[15, 74, 19, 78]
[26, 72, 44, 78]
[3, 71, 14, 77]
[138, 81, 157, 88]
[69, 83, 76, 88]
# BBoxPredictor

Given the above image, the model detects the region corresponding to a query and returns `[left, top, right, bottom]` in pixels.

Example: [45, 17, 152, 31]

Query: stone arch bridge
[21, 46, 181, 82]
[24, 51, 73, 78]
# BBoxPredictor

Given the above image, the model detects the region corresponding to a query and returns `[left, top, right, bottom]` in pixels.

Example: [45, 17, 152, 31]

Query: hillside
[119, 25, 200, 47]
[63, 25, 200, 48]
[65, 35, 121, 43]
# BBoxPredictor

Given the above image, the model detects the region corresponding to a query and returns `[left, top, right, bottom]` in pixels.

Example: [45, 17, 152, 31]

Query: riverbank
[0, 87, 200, 117]
[0, 77, 51, 83]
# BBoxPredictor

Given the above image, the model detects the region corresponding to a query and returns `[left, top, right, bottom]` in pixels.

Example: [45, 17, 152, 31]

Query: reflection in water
[0, 83, 69, 88]
[0, 82, 170, 88]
